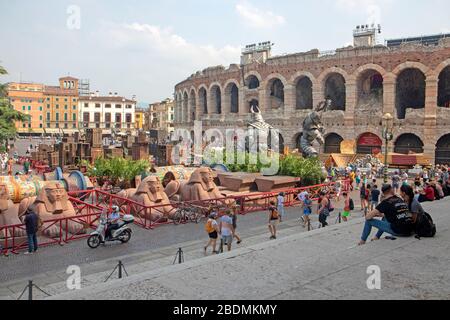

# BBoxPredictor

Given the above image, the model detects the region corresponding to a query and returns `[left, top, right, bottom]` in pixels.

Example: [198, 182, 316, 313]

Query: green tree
[0, 65, 30, 147]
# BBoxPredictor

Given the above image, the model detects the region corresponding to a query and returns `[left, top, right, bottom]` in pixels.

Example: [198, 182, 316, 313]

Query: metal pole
[118, 261, 122, 279]
[384, 136, 388, 184]
[178, 248, 183, 264]
[28, 280, 33, 301]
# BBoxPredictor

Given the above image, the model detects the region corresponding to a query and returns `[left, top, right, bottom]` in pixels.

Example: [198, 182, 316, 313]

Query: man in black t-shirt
[359, 184, 414, 246]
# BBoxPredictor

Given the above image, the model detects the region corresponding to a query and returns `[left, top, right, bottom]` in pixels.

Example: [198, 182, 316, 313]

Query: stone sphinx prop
[180, 167, 233, 205]
[300, 100, 331, 158]
[130, 176, 178, 222]
[0, 183, 27, 238]
[163, 171, 186, 202]
[32, 182, 85, 237]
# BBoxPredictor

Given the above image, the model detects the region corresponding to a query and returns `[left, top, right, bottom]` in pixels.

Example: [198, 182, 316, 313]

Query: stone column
[382, 73, 396, 116]
[424, 76, 438, 164]
[238, 87, 246, 116]
[344, 78, 356, 127]
[259, 89, 267, 112]
[284, 84, 295, 116]
[312, 80, 323, 109]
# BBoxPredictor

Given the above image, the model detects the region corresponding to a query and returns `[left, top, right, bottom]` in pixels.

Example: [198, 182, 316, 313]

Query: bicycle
[172, 206, 202, 225]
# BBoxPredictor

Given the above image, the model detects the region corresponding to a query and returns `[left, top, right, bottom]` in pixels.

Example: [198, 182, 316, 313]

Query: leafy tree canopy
[0, 64, 30, 144]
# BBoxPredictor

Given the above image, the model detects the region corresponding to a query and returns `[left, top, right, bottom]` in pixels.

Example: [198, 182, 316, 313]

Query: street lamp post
[382, 113, 394, 184]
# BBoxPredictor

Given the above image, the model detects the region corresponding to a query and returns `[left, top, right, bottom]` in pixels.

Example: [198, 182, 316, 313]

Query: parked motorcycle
[87, 211, 134, 249]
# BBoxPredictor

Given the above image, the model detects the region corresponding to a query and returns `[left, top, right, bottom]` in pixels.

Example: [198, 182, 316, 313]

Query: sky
[0, 0, 449, 106]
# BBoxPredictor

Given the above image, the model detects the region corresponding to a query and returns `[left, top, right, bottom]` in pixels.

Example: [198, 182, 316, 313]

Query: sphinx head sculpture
[36, 182, 69, 215]
[132, 176, 177, 221]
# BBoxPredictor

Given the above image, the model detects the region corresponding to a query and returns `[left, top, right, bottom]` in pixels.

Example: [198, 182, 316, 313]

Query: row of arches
[320, 132, 450, 164]
[176, 63, 450, 122]
[317, 132, 426, 155]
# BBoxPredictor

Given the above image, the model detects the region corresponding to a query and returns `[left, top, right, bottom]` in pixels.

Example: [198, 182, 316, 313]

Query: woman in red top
[418, 182, 435, 203]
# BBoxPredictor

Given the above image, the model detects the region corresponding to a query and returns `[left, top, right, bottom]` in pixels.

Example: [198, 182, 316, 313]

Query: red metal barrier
[1, 179, 349, 255]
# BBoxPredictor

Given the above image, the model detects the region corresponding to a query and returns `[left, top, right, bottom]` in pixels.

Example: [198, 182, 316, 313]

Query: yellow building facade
[135, 108, 146, 129]
[7, 82, 45, 134]
[43, 77, 79, 133]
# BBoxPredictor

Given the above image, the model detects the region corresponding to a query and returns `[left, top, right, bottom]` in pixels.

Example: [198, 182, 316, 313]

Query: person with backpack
[317, 192, 330, 228]
[342, 192, 353, 222]
[301, 193, 313, 228]
[400, 184, 436, 239]
[360, 184, 369, 215]
[358, 184, 415, 246]
[204, 212, 220, 255]
[370, 185, 381, 211]
[268, 201, 280, 240]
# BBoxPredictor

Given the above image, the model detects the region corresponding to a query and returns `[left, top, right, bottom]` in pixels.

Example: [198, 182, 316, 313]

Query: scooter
[87, 211, 134, 249]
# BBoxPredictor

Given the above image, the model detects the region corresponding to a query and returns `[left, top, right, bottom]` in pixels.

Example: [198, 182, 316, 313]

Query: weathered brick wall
[174, 43, 450, 163]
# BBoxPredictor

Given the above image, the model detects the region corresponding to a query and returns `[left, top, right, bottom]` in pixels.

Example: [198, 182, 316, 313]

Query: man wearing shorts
[342, 192, 351, 222]
[268, 201, 280, 239]
[219, 211, 235, 252]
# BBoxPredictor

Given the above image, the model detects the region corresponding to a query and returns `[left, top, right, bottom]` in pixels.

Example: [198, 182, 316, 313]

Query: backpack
[415, 212, 436, 239]
[271, 208, 279, 219]
[349, 198, 355, 211]
[327, 200, 335, 213]
[204, 219, 216, 234]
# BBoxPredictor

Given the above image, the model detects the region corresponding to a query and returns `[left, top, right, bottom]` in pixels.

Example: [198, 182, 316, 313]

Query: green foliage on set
[279, 154, 326, 186]
[81, 157, 150, 187]
[208, 148, 326, 186]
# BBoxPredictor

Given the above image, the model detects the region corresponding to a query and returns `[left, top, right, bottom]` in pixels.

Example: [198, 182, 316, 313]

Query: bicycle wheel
[172, 210, 184, 225]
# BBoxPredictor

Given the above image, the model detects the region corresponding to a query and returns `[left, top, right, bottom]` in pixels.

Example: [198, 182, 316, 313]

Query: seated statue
[34, 182, 85, 237]
[180, 167, 233, 204]
[130, 176, 178, 222]
[0, 183, 27, 238]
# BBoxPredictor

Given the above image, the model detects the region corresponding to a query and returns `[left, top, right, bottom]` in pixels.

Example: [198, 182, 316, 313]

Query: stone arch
[324, 73, 346, 111]
[224, 80, 240, 114]
[265, 75, 286, 110]
[356, 132, 383, 155]
[244, 71, 262, 89]
[189, 89, 196, 121]
[394, 133, 424, 155]
[324, 133, 344, 154]
[182, 90, 189, 122]
[436, 134, 450, 165]
[209, 84, 222, 114]
[392, 61, 430, 77]
[395, 68, 426, 119]
[438, 66, 450, 108]
[293, 74, 314, 110]
[355, 65, 385, 109]
[198, 86, 208, 115]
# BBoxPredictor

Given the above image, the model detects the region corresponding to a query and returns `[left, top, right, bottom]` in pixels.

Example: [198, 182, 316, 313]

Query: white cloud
[107, 22, 241, 69]
[336, 0, 389, 24]
[236, 2, 286, 29]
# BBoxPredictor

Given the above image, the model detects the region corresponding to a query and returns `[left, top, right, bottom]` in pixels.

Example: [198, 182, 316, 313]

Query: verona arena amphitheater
[174, 29, 450, 165]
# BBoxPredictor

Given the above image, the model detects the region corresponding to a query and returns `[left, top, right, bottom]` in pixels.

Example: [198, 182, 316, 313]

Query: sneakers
[237, 240, 242, 245]
[24, 251, 33, 255]
[270, 236, 277, 240]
